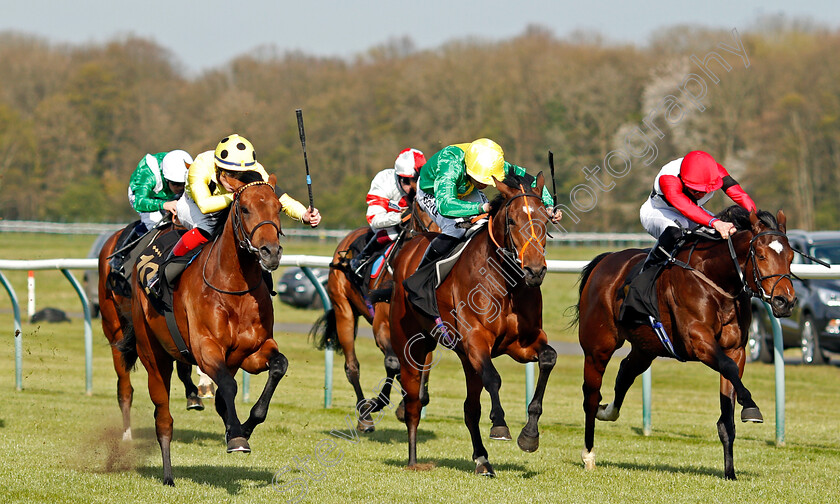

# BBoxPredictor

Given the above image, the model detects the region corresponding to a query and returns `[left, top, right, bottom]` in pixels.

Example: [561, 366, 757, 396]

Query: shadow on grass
[136, 464, 274, 494]
[581, 459, 754, 479]
[0, 418, 5, 428]
[134, 426, 222, 445]
[362, 427, 437, 444]
[381, 457, 537, 478]
[629, 426, 706, 440]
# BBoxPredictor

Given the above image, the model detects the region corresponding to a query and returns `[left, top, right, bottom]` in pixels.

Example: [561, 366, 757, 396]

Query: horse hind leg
[718, 375, 738, 480]
[142, 346, 176, 485]
[176, 362, 203, 411]
[581, 348, 613, 471]
[109, 344, 134, 441]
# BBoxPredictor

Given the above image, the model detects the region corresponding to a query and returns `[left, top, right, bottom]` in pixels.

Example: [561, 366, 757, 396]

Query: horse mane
[716, 205, 779, 231]
[238, 170, 265, 185]
[488, 172, 537, 217]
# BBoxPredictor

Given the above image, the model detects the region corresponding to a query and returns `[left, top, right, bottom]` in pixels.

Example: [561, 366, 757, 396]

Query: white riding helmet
[161, 150, 193, 183]
[394, 148, 426, 178]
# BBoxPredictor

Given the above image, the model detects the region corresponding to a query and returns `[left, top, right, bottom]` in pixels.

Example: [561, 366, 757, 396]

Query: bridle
[203, 180, 282, 295]
[727, 229, 792, 302]
[488, 185, 546, 269]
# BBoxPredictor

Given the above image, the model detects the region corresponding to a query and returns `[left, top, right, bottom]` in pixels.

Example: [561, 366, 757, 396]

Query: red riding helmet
[680, 151, 723, 193]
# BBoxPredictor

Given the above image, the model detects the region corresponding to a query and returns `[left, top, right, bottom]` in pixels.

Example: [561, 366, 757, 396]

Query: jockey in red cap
[639, 150, 756, 270]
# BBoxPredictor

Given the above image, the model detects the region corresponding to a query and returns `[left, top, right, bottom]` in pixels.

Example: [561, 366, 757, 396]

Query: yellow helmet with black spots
[214, 134, 257, 171]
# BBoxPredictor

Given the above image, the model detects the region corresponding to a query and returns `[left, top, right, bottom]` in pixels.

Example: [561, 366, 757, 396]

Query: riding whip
[548, 150, 558, 208]
[295, 109, 315, 210]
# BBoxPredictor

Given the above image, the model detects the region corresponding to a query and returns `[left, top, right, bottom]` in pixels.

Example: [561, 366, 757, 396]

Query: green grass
[3, 233, 840, 503]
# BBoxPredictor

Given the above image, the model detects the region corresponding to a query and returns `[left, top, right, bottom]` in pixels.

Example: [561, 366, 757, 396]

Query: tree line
[1, 17, 838, 231]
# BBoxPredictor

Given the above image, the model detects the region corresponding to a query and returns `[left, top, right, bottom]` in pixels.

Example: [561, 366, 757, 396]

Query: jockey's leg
[147, 227, 211, 296]
[349, 229, 389, 275]
[641, 225, 682, 271]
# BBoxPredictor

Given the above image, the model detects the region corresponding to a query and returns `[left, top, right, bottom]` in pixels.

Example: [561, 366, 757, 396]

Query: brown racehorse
[389, 173, 557, 476]
[311, 200, 437, 432]
[121, 174, 288, 486]
[97, 224, 203, 442]
[574, 207, 796, 480]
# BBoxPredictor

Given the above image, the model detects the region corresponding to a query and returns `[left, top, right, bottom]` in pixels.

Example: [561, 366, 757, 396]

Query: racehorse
[311, 200, 437, 432]
[574, 207, 796, 480]
[97, 224, 203, 443]
[389, 173, 557, 476]
[121, 174, 288, 486]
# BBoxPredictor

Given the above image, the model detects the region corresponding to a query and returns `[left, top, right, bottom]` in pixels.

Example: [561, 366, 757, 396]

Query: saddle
[135, 230, 203, 314]
[106, 220, 164, 298]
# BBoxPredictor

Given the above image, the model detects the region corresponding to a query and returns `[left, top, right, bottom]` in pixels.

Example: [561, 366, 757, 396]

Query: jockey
[348, 148, 427, 277]
[404, 138, 561, 320]
[111, 149, 193, 275]
[639, 150, 756, 270]
[146, 134, 321, 294]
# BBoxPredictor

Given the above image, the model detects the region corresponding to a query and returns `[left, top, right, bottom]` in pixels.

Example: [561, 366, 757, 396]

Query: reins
[726, 229, 792, 302]
[487, 186, 546, 269]
[202, 181, 282, 295]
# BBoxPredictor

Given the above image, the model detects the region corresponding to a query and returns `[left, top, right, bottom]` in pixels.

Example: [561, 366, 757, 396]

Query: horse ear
[494, 176, 515, 197]
[749, 209, 761, 233]
[776, 210, 787, 233]
[534, 171, 546, 196]
[268, 173, 277, 189]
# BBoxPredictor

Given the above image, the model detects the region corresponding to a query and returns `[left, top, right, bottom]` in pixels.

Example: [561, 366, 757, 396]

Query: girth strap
[164, 308, 196, 364]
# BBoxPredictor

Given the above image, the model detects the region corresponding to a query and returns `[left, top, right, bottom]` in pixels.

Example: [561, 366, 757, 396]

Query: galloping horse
[574, 207, 796, 480]
[97, 224, 203, 443]
[389, 173, 557, 476]
[311, 200, 437, 432]
[122, 174, 288, 486]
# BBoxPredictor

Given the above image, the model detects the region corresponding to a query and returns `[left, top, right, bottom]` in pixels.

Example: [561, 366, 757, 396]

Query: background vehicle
[276, 267, 329, 309]
[748, 230, 840, 364]
[82, 231, 114, 319]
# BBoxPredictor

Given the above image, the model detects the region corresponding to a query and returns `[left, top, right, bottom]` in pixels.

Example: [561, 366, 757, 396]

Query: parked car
[82, 230, 114, 319]
[276, 267, 330, 309]
[747, 230, 840, 364]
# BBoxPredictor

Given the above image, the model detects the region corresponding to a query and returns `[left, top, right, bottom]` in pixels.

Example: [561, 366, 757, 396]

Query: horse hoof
[197, 383, 215, 399]
[163, 477, 175, 487]
[122, 428, 133, 442]
[226, 437, 251, 453]
[395, 402, 406, 423]
[517, 431, 539, 452]
[489, 425, 512, 441]
[357, 419, 375, 433]
[741, 406, 764, 423]
[186, 395, 205, 411]
[596, 403, 619, 422]
[474, 456, 495, 477]
[581, 449, 596, 470]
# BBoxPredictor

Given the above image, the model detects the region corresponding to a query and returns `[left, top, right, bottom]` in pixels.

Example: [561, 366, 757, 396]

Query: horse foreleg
[461, 358, 494, 477]
[718, 373, 738, 480]
[370, 350, 401, 413]
[700, 345, 762, 423]
[517, 343, 557, 453]
[175, 362, 203, 411]
[241, 341, 289, 440]
[470, 352, 509, 441]
[600, 346, 655, 422]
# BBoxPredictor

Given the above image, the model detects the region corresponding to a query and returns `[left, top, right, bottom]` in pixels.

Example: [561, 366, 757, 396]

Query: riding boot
[109, 222, 147, 275]
[403, 234, 461, 320]
[640, 226, 682, 272]
[349, 233, 385, 277]
[147, 228, 210, 297]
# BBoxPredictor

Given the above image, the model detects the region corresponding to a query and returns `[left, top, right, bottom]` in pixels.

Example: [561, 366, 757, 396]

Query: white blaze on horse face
[522, 205, 535, 214]
[768, 240, 784, 254]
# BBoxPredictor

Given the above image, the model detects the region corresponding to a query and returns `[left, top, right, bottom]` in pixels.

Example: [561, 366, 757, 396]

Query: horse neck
[458, 213, 531, 297]
[692, 230, 754, 295]
[209, 215, 262, 285]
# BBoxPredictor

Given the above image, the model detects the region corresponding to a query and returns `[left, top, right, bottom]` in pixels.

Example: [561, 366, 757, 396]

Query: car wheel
[747, 309, 773, 364]
[801, 315, 829, 365]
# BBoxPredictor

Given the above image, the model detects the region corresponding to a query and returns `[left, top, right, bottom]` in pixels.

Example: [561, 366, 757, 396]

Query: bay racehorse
[121, 174, 288, 486]
[97, 223, 204, 442]
[311, 200, 437, 432]
[389, 172, 557, 476]
[574, 207, 796, 480]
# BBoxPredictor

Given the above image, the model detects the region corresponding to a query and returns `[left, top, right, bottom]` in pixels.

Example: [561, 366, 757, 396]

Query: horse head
[743, 209, 797, 317]
[227, 173, 284, 272]
[490, 172, 549, 287]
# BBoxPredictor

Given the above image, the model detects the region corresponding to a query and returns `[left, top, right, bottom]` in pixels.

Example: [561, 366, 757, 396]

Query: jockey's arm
[659, 175, 719, 227]
[433, 152, 485, 218]
[129, 173, 164, 213]
[508, 163, 555, 208]
[717, 163, 756, 212]
[366, 196, 403, 229]
[189, 161, 233, 214]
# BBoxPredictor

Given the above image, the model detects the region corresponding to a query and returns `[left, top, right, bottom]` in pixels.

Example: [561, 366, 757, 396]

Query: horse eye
[241, 207, 250, 215]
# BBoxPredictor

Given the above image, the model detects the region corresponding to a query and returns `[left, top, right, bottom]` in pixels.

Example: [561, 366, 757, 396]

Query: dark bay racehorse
[311, 200, 437, 432]
[122, 174, 288, 486]
[97, 224, 203, 442]
[389, 173, 556, 476]
[574, 207, 796, 480]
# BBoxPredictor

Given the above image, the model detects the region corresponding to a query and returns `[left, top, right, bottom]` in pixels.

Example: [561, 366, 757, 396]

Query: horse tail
[115, 320, 138, 371]
[309, 308, 340, 352]
[568, 252, 612, 328]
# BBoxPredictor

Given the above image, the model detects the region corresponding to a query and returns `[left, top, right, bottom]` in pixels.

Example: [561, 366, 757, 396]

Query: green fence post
[762, 301, 785, 446]
[0, 271, 23, 391]
[642, 368, 652, 436]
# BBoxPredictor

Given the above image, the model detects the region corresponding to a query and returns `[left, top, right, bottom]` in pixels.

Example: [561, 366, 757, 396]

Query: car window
[810, 242, 840, 265]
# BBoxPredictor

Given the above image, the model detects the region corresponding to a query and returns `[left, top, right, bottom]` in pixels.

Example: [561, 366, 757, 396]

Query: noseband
[728, 229, 792, 302]
[488, 186, 546, 269]
[231, 181, 283, 254]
